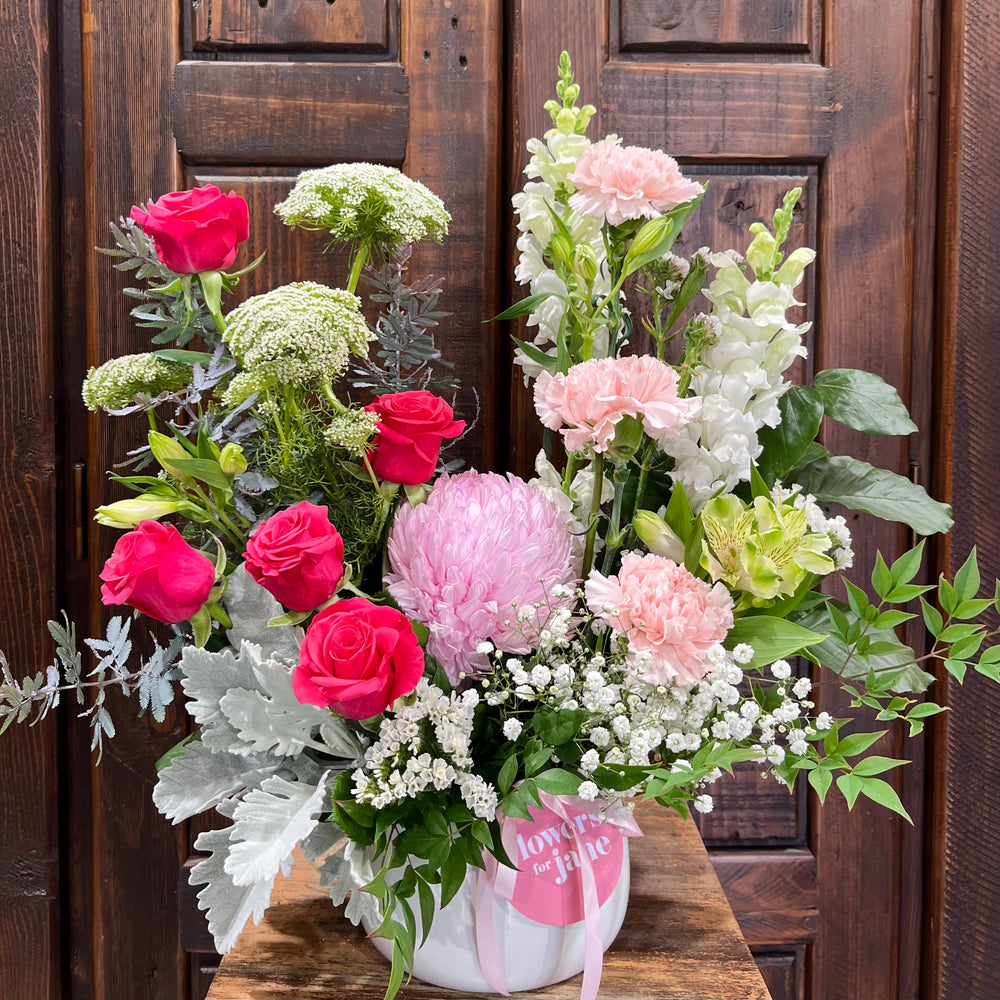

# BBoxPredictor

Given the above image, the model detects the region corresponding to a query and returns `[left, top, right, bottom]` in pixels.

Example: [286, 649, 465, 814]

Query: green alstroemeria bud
[218, 442, 248, 476]
[148, 430, 194, 483]
[573, 243, 599, 287]
[95, 496, 184, 529]
[622, 216, 674, 275]
[633, 510, 686, 563]
[547, 229, 575, 268]
[605, 415, 645, 463]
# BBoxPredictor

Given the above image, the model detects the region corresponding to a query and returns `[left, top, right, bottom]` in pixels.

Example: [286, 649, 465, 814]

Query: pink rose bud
[292, 598, 424, 720]
[243, 501, 345, 613]
[130, 184, 250, 274]
[364, 390, 465, 485]
[99, 520, 216, 624]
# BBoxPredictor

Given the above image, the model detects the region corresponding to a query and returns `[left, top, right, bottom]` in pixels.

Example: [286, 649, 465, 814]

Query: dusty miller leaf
[224, 564, 303, 662]
[224, 773, 331, 886]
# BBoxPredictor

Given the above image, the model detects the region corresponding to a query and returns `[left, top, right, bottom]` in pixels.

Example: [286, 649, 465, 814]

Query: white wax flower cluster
[511, 127, 612, 378]
[662, 247, 816, 509]
[352, 679, 499, 820]
[222, 281, 372, 405]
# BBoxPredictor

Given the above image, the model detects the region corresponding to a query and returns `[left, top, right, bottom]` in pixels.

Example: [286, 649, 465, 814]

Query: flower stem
[346, 242, 370, 295]
[581, 453, 606, 580]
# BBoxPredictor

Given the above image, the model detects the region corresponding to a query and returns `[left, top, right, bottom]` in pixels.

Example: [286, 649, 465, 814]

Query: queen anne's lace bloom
[83, 354, 190, 411]
[386, 471, 579, 683]
[222, 282, 371, 404]
[274, 163, 450, 250]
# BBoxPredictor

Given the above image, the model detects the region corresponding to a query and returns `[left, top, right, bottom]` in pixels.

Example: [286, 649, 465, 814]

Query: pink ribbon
[475, 793, 643, 999]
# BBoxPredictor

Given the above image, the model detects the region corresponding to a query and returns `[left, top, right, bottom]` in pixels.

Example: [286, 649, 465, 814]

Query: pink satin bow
[475, 792, 643, 998]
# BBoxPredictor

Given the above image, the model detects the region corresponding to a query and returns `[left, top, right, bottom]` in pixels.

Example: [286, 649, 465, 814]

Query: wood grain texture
[602, 63, 834, 160]
[619, 0, 812, 52]
[81, 3, 189, 998]
[191, 0, 391, 53]
[810, 0, 931, 996]
[926, 0, 1000, 997]
[401, 0, 504, 473]
[206, 807, 770, 1000]
[0, 0, 61, 996]
[173, 61, 410, 166]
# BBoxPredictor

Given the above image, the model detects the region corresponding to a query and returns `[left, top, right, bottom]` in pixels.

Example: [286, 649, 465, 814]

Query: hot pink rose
[130, 184, 250, 274]
[244, 502, 345, 613]
[568, 141, 704, 226]
[585, 551, 733, 685]
[99, 520, 216, 624]
[365, 391, 465, 485]
[292, 598, 424, 719]
[534, 355, 701, 455]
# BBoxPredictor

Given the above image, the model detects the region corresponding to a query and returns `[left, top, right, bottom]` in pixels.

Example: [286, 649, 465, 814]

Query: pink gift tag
[508, 801, 625, 926]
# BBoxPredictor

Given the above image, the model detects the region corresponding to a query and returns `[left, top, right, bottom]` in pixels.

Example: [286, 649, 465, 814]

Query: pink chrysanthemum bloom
[568, 141, 704, 226]
[585, 551, 734, 685]
[386, 471, 579, 683]
[534, 355, 701, 455]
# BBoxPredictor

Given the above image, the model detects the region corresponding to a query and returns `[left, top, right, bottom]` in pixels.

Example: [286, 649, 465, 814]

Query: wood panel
[752, 949, 807, 1000]
[925, 0, 1000, 997]
[80, 3, 189, 999]
[191, 0, 392, 53]
[619, 0, 813, 53]
[0, 1, 61, 997]
[173, 62, 410, 166]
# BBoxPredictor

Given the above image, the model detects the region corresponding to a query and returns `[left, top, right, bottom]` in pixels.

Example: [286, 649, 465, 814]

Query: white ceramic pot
[362, 808, 631, 994]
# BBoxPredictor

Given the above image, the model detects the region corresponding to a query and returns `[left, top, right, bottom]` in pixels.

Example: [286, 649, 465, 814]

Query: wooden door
[503, 4, 961, 1000]
[2, 2, 998, 999]
[53, 3, 502, 998]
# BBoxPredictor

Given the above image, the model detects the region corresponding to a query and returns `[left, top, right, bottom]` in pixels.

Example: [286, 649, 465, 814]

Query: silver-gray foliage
[223, 564, 303, 662]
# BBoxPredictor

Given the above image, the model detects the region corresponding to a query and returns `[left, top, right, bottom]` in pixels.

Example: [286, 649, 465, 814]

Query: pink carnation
[386, 471, 578, 684]
[534, 356, 700, 455]
[568, 141, 704, 226]
[585, 552, 733, 685]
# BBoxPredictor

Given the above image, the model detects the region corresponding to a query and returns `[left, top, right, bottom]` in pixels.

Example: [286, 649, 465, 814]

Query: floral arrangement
[2, 53, 999, 998]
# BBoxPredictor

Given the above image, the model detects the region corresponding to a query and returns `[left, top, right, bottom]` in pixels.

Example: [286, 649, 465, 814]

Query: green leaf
[168, 457, 233, 492]
[439, 851, 468, 909]
[793, 602, 934, 693]
[871, 553, 893, 600]
[470, 820, 493, 849]
[890, 542, 926, 586]
[811, 369, 919, 436]
[975, 657, 1000, 683]
[511, 336, 557, 370]
[858, 777, 913, 822]
[836, 731, 887, 757]
[920, 598, 944, 636]
[154, 731, 197, 772]
[524, 742, 553, 777]
[756, 385, 824, 484]
[836, 773, 864, 809]
[791, 455, 953, 535]
[953, 548, 981, 600]
[725, 616, 827, 668]
[415, 876, 435, 946]
[906, 702, 946, 719]
[873, 609, 916, 629]
[423, 808, 449, 837]
[808, 767, 833, 802]
[497, 754, 519, 795]
[533, 768, 582, 795]
[530, 708, 590, 746]
[267, 610, 310, 628]
[151, 348, 215, 366]
[851, 755, 909, 777]
[489, 293, 558, 322]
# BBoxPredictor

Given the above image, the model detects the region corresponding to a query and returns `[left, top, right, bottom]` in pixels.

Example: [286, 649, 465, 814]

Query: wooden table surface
[207, 804, 771, 1000]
